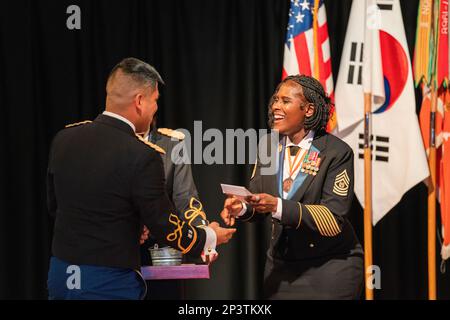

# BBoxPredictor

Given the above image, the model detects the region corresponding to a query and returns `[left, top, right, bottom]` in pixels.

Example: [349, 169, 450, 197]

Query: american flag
[282, 0, 335, 131]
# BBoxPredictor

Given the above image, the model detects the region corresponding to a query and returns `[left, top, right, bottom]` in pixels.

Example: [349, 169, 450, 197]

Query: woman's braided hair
[268, 75, 332, 134]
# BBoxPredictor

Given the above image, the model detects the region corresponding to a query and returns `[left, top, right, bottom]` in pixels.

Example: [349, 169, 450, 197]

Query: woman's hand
[246, 193, 278, 213]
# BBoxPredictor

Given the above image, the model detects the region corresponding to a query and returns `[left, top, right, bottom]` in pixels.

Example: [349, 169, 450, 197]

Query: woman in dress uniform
[221, 75, 364, 299]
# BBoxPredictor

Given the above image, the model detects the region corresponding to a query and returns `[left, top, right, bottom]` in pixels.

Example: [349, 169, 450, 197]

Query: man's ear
[134, 93, 144, 115]
[305, 103, 315, 118]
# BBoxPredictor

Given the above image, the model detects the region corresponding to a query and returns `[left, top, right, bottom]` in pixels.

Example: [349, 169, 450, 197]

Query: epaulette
[65, 120, 92, 128]
[136, 134, 166, 154]
[157, 128, 185, 140]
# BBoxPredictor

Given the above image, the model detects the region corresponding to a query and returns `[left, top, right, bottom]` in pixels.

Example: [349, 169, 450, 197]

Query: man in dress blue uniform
[47, 57, 236, 299]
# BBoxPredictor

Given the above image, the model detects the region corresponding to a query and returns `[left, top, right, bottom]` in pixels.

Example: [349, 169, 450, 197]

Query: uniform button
[309, 243, 314, 248]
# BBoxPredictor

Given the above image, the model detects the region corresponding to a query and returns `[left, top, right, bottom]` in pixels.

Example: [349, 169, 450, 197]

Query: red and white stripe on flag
[281, 0, 335, 130]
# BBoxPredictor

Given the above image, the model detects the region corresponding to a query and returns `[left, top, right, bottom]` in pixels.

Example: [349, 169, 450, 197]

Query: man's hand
[140, 225, 150, 244]
[209, 221, 236, 245]
[202, 251, 219, 265]
[220, 196, 243, 226]
[246, 193, 278, 213]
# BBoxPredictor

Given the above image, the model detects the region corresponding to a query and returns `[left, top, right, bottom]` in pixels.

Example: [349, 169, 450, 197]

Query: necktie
[289, 146, 300, 156]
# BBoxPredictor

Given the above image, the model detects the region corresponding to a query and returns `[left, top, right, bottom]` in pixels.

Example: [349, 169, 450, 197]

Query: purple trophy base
[140, 264, 210, 280]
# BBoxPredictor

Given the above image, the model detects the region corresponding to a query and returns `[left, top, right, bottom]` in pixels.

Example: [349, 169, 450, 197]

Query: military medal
[283, 146, 305, 193]
[313, 157, 322, 175]
[282, 177, 293, 193]
[301, 150, 321, 175]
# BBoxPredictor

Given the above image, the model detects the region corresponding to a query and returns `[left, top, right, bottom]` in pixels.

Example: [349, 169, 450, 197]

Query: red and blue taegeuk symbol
[373, 30, 409, 114]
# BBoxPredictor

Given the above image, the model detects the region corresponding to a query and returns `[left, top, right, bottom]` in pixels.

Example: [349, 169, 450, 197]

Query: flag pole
[313, 0, 320, 79]
[428, 81, 437, 300]
[364, 92, 374, 300]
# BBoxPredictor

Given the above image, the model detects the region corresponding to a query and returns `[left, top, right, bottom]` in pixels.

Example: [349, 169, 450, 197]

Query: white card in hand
[220, 184, 253, 203]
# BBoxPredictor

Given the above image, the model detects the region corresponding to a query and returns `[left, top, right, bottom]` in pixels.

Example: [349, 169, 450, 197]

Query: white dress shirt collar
[285, 130, 315, 150]
[102, 111, 136, 133]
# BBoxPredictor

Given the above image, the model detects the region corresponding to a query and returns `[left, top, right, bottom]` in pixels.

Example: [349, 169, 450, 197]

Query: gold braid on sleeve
[166, 198, 206, 254]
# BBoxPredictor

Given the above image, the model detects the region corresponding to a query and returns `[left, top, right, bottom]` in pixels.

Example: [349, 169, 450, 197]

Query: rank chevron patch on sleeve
[333, 169, 350, 196]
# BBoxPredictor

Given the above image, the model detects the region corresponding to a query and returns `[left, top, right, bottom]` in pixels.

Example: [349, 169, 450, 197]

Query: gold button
[309, 243, 314, 248]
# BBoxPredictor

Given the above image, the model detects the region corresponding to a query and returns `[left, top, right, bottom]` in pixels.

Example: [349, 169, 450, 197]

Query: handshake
[196, 192, 277, 245]
[219, 193, 279, 226]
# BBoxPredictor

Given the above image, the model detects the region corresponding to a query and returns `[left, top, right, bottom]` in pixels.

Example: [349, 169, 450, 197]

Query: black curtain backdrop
[0, 0, 449, 299]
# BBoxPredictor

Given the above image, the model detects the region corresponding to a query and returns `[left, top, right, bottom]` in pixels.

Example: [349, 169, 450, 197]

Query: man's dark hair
[268, 74, 331, 134]
[108, 57, 164, 89]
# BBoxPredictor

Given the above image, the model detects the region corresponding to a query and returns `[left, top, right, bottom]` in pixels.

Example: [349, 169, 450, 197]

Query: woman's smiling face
[271, 80, 314, 136]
